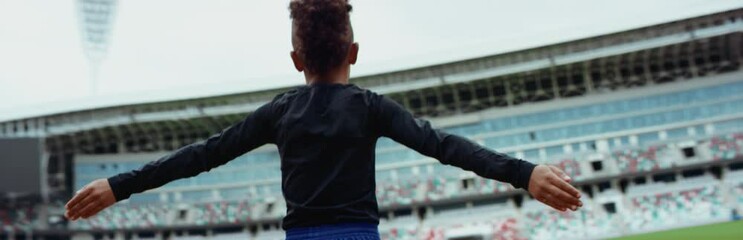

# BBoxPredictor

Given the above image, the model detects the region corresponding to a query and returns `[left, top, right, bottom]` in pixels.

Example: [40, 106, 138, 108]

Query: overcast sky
[0, 0, 741, 121]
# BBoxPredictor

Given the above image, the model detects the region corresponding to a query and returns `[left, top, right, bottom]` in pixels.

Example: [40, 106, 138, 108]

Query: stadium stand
[379, 216, 420, 240]
[612, 144, 674, 174]
[724, 170, 743, 211]
[0, 205, 37, 232]
[28, 83, 743, 237]
[419, 204, 524, 240]
[32, 101, 743, 238]
[624, 175, 728, 233]
[189, 201, 252, 226]
[704, 133, 743, 161]
[522, 202, 584, 240]
[69, 204, 171, 230]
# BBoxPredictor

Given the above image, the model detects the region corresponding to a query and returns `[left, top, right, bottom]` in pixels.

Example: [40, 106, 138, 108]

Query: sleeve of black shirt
[106, 102, 276, 201]
[372, 94, 536, 190]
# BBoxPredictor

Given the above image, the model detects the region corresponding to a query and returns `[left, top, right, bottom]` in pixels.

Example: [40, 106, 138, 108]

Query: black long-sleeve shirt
[107, 83, 536, 229]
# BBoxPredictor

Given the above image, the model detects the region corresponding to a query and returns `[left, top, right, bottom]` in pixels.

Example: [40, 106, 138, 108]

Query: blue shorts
[285, 223, 380, 240]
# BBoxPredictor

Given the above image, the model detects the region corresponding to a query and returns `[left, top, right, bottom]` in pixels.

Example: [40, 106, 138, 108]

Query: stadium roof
[1, 0, 742, 122]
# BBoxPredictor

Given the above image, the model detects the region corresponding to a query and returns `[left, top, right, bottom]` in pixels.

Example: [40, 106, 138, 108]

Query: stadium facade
[1, 8, 743, 240]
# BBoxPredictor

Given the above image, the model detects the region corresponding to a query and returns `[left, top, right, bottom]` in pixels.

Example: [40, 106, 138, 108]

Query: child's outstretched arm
[64, 102, 277, 220]
[372, 93, 582, 211]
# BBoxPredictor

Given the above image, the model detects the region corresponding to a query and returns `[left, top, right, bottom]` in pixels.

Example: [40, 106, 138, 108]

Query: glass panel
[666, 128, 688, 139]
[637, 132, 659, 146]
[545, 146, 564, 156]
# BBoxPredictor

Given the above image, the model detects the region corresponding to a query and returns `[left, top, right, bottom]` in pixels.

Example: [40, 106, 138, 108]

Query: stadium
[1, 3, 743, 240]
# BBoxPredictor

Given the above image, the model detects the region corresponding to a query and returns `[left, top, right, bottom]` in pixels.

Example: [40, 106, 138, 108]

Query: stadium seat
[624, 181, 726, 233]
[379, 216, 420, 240]
[553, 158, 583, 180]
[190, 200, 252, 226]
[0, 206, 36, 232]
[613, 144, 674, 174]
[70, 204, 170, 230]
[703, 133, 743, 161]
[421, 204, 525, 240]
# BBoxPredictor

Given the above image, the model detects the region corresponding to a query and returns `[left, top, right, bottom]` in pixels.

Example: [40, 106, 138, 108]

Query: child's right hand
[528, 165, 583, 211]
[64, 178, 116, 221]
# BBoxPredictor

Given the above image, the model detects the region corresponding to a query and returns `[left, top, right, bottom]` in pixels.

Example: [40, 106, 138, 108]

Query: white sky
[0, 0, 741, 121]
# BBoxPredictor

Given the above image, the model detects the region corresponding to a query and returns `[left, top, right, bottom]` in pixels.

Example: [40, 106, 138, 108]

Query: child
[65, 1, 582, 239]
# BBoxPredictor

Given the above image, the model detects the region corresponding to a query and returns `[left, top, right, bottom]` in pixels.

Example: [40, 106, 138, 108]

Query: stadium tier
[69, 79, 743, 210]
[624, 177, 727, 233]
[0, 206, 37, 233]
[1, 9, 743, 240]
[59, 96, 743, 237]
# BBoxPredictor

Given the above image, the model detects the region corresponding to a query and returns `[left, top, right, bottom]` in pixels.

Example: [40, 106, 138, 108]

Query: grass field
[612, 220, 743, 240]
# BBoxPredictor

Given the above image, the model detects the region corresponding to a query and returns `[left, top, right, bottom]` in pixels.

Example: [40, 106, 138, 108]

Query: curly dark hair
[289, 0, 353, 75]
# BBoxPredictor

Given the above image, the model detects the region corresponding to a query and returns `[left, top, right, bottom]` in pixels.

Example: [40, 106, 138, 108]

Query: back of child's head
[289, 0, 354, 75]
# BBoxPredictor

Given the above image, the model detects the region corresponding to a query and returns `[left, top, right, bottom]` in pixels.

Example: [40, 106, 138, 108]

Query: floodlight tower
[77, 0, 118, 95]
